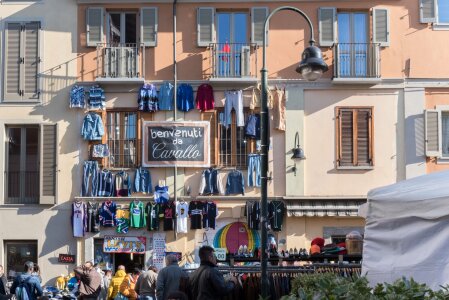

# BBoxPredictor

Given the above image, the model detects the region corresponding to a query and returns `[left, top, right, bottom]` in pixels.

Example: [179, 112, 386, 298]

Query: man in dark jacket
[74, 261, 102, 300]
[10, 261, 42, 300]
[156, 255, 187, 300]
[189, 246, 237, 300]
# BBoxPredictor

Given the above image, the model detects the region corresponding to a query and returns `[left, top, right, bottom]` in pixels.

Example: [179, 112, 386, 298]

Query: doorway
[114, 253, 144, 273]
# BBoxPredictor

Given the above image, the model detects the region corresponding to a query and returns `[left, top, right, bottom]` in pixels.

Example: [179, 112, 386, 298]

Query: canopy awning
[285, 198, 366, 217]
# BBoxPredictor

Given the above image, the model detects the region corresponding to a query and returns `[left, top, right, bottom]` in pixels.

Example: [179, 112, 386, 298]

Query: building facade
[0, 0, 448, 283]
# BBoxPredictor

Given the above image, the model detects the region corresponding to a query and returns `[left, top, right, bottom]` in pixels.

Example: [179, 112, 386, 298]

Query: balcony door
[107, 12, 137, 45]
[337, 12, 368, 77]
[216, 12, 248, 77]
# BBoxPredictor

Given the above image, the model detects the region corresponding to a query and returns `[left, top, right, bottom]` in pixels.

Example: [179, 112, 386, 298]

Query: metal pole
[260, 6, 315, 298]
[173, 0, 178, 240]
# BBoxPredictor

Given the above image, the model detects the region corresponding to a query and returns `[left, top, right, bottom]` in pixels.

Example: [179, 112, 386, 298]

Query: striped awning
[285, 198, 366, 217]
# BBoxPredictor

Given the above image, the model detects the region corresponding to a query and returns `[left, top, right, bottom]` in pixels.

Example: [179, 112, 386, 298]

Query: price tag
[214, 248, 227, 261]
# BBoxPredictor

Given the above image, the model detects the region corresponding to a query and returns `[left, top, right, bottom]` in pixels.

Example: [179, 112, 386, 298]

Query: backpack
[15, 278, 30, 300]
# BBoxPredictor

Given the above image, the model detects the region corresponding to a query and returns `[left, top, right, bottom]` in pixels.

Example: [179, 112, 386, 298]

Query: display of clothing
[134, 167, 153, 194]
[176, 200, 189, 233]
[199, 168, 224, 195]
[81, 112, 105, 141]
[129, 200, 146, 228]
[245, 114, 260, 140]
[99, 201, 117, 227]
[81, 160, 99, 197]
[247, 154, 261, 187]
[98, 169, 115, 197]
[92, 144, 110, 158]
[87, 202, 100, 233]
[202, 201, 217, 230]
[72, 201, 87, 237]
[272, 87, 286, 131]
[177, 83, 194, 112]
[162, 201, 176, 231]
[246, 201, 260, 230]
[268, 201, 285, 231]
[115, 171, 132, 197]
[115, 207, 130, 234]
[154, 185, 169, 204]
[69, 85, 85, 108]
[188, 201, 204, 230]
[224, 90, 244, 128]
[225, 170, 245, 195]
[250, 84, 273, 110]
[138, 84, 159, 112]
[196, 83, 215, 111]
[88, 85, 106, 110]
[145, 202, 161, 231]
[158, 81, 174, 110]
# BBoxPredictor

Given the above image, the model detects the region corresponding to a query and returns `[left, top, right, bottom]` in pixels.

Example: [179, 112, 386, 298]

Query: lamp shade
[291, 146, 306, 160]
[296, 45, 328, 81]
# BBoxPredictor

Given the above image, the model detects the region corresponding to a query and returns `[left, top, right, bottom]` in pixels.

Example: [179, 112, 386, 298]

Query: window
[335, 107, 374, 168]
[4, 240, 37, 280]
[420, 0, 449, 25]
[107, 12, 137, 44]
[425, 107, 449, 159]
[4, 21, 41, 101]
[106, 111, 138, 168]
[5, 125, 57, 204]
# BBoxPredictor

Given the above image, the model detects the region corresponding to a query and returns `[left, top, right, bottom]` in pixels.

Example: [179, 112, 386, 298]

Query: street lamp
[259, 6, 328, 298]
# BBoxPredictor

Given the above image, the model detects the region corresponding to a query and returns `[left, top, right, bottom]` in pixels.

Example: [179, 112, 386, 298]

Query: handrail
[333, 42, 380, 78]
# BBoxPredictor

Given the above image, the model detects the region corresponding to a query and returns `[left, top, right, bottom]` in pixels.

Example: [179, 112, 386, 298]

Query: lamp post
[260, 6, 328, 298]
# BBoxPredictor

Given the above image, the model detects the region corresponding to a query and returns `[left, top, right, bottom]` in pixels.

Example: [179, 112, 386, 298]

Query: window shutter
[40, 124, 57, 204]
[197, 7, 214, 47]
[4, 22, 21, 101]
[338, 109, 354, 166]
[318, 7, 336, 47]
[373, 8, 390, 47]
[251, 7, 268, 46]
[23, 22, 40, 100]
[356, 109, 372, 166]
[141, 7, 157, 47]
[86, 7, 103, 47]
[420, 0, 437, 23]
[425, 109, 441, 157]
[201, 111, 217, 166]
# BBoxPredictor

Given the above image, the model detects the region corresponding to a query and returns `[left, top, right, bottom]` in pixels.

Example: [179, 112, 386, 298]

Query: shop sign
[58, 254, 76, 264]
[103, 236, 146, 254]
[214, 248, 227, 261]
[142, 121, 210, 167]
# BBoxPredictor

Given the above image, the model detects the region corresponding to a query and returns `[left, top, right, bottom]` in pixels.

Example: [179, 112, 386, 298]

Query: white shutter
[420, 0, 437, 23]
[241, 46, 251, 77]
[23, 22, 40, 100]
[141, 7, 157, 47]
[87, 7, 104, 47]
[4, 22, 21, 101]
[251, 7, 268, 46]
[40, 124, 58, 204]
[425, 109, 441, 157]
[373, 8, 390, 47]
[197, 7, 214, 47]
[318, 7, 336, 47]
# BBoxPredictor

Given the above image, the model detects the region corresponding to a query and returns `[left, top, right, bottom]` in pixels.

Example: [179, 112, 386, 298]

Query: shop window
[106, 111, 138, 168]
[94, 239, 113, 270]
[4, 240, 37, 280]
[335, 107, 374, 168]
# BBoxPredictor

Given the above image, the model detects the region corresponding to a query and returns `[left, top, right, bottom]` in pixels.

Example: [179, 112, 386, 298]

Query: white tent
[362, 170, 449, 290]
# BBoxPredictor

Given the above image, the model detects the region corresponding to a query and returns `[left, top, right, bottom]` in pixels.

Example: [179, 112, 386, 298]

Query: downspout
[173, 0, 178, 240]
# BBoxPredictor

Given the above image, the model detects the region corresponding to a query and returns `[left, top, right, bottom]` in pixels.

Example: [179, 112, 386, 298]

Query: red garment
[196, 83, 215, 111]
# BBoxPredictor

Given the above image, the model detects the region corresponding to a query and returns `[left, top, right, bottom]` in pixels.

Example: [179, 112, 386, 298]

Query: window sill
[433, 24, 449, 31]
[436, 157, 449, 164]
[336, 166, 374, 170]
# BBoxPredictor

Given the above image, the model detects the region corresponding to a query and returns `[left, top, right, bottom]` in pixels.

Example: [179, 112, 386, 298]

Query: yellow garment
[56, 276, 66, 290]
[119, 274, 139, 300]
[107, 270, 127, 300]
[250, 84, 273, 110]
[116, 209, 130, 219]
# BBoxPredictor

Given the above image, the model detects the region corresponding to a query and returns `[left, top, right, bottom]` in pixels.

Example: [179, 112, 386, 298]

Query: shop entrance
[114, 253, 144, 273]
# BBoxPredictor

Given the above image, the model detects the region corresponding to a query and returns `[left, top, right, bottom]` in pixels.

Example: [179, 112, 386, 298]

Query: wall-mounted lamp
[291, 132, 305, 176]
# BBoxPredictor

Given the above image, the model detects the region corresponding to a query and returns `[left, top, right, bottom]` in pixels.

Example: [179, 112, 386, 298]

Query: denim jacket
[199, 168, 224, 195]
[81, 112, 104, 141]
[115, 171, 131, 197]
[134, 167, 153, 194]
[225, 170, 245, 195]
[158, 81, 174, 110]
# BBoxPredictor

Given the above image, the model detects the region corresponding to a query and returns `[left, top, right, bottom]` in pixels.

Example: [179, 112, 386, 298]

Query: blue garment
[225, 170, 245, 195]
[154, 185, 169, 204]
[138, 84, 159, 112]
[88, 85, 105, 110]
[245, 113, 260, 139]
[11, 274, 43, 300]
[82, 160, 99, 197]
[158, 81, 174, 110]
[115, 171, 132, 196]
[224, 90, 244, 128]
[69, 85, 85, 108]
[176, 83, 194, 112]
[199, 168, 221, 195]
[134, 167, 153, 194]
[98, 169, 115, 197]
[247, 154, 261, 187]
[81, 112, 104, 141]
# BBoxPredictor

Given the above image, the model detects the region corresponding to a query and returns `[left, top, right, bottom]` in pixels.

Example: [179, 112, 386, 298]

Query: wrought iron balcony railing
[209, 43, 258, 79]
[96, 43, 145, 79]
[333, 43, 380, 79]
[6, 171, 39, 204]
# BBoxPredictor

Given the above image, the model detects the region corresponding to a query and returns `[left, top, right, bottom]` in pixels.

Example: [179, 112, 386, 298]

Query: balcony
[95, 43, 145, 84]
[208, 43, 258, 83]
[6, 171, 39, 204]
[332, 43, 381, 84]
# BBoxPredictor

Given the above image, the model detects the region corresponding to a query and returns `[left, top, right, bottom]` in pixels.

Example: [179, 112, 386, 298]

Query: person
[135, 266, 157, 300]
[10, 261, 43, 300]
[0, 265, 9, 298]
[189, 246, 237, 300]
[74, 261, 102, 300]
[31, 264, 42, 283]
[156, 255, 187, 300]
[99, 270, 112, 300]
[107, 266, 126, 300]
[119, 268, 140, 300]
[166, 291, 188, 300]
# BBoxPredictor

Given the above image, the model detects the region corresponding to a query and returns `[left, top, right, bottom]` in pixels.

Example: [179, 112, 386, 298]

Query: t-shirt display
[99, 201, 117, 227]
[146, 202, 161, 231]
[202, 201, 218, 230]
[163, 201, 176, 231]
[189, 201, 204, 230]
[129, 200, 146, 228]
[72, 201, 87, 237]
[268, 200, 285, 231]
[176, 201, 189, 233]
[115, 208, 130, 234]
[87, 202, 100, 232]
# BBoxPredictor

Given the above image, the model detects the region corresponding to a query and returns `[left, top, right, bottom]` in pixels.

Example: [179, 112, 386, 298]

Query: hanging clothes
[138, 84, 159, 112]
[202, 201, 217, 230]
[162, 201, 176, 231]
[134, 167, 153, 194]
[99, 201, 117, 227]
[199, 168, 224, 195]
[250, 83, 273, 110]
[225, 170, 245, 195]
[247, 154, 261, 188]
[81, 112, 104, 141]
[245, 201, 260, 230]
[115, 171, 132, 197]
[154, 185, 169, 204]
[158, 81, 174, 111]
[224, 90, 244, 128]
[177, 83, 194, 112]
[72, 201, 87, 237]
[97, 169, 115, 197]
[81, 160, 99, 197]
[69, 85, 85, 108]
[188, 201, 204, 230]
[245, 114, 260, 140]
[116, 207, 130, 234]
[145, 202, 161, 231]
[272, 87, 286, 131]
[91, 144, 110, 158]
[129, 200, 146, 228]
[86, 202, 100, 233]
[196, 83, 215, 111]
[176, 200, 189, 233]
[88, 85, 106, 110]
[268, 200, 285, 231]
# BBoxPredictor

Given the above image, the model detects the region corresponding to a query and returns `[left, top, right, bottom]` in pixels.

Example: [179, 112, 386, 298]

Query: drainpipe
[173, 0, 178, 240]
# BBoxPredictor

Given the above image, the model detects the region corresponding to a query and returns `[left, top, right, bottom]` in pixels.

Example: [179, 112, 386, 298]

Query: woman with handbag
[118, 268, 141, 300]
